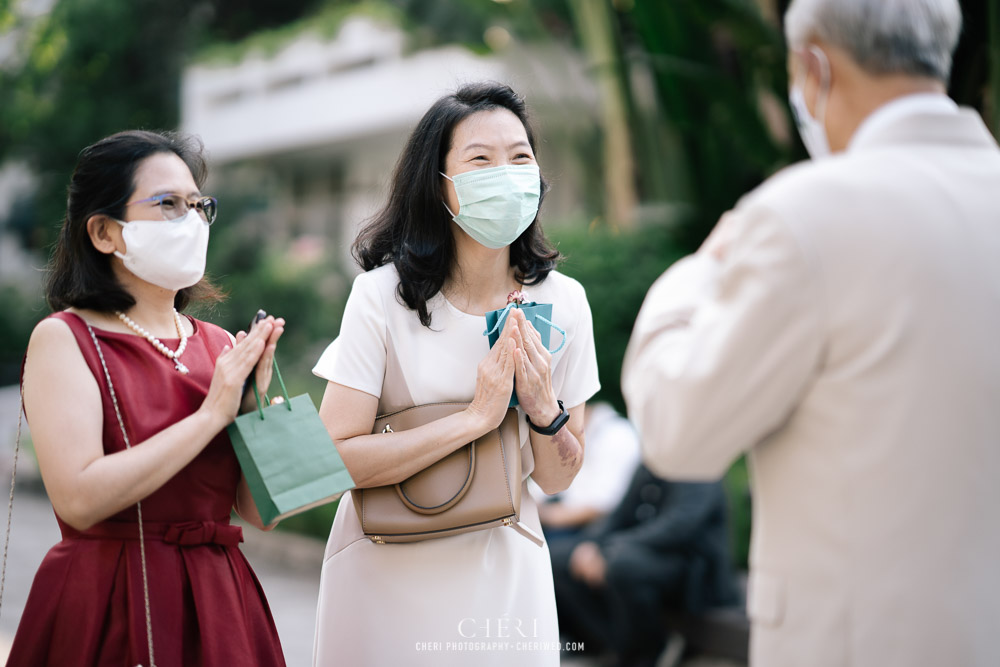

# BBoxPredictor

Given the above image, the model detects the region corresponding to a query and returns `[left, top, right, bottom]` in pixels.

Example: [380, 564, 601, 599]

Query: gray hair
[784, 0, 962, 81]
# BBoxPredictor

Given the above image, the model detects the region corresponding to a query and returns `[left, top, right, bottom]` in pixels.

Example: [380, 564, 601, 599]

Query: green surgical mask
[441, 164, 541, 249]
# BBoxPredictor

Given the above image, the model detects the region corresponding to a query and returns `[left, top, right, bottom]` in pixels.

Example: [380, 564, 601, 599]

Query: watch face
[549, 411, 570, 434]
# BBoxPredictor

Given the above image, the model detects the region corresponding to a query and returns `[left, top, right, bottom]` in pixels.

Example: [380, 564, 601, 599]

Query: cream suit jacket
[622, 108, 1000, 667]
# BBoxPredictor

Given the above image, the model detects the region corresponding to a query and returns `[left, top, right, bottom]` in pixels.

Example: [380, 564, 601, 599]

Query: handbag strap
[511, 521, 544, 547]
[86, 324, 157, 667]
[0, 381, 24, 616]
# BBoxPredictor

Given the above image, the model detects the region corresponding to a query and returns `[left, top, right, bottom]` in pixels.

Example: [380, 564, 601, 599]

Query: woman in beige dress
[311, 82, 600, 665]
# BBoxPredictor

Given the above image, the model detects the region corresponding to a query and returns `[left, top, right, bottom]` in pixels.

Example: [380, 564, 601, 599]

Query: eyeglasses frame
[124, 193, 218, 225]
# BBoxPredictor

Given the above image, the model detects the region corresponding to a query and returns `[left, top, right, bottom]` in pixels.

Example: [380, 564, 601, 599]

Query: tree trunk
[568, 0, 637, 229]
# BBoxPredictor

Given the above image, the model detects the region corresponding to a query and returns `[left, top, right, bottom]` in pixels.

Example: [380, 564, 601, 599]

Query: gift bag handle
[482, 303, 566, 354]
[251, 357, 292, 420]
[483, 302, 518, 337]
[533, 315, 566, 354]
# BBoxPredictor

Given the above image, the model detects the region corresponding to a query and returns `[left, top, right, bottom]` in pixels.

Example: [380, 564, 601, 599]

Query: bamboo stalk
[568, 0, 638, 229]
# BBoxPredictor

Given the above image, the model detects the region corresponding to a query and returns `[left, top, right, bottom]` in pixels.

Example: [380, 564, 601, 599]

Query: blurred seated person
[530, 402, 640, 543]
[550, 464, 736, 667]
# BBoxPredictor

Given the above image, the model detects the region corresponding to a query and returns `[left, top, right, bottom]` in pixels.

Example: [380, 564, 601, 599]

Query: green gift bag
[227, 358, 355, 526]
[484, 301, 566, 407]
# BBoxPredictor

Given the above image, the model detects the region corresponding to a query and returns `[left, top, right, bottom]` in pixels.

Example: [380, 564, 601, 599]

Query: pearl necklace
[116, 309, 190, 374]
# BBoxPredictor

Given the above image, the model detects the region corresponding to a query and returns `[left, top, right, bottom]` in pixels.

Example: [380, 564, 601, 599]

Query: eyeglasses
[125, 193, 218, 225]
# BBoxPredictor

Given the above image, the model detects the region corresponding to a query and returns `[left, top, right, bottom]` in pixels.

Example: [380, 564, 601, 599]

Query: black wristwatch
[526, 400, 569, 436]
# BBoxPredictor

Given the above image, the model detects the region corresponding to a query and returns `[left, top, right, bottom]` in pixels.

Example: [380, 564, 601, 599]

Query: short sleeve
[312, 271, 386, 398]
[311, 338, 341, 380]
[551, 280, 601, 409]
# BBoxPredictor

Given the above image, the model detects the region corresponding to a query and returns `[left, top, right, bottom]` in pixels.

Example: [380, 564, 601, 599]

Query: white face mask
[789, 46, 832, 159]
[114, 208, 209, 290]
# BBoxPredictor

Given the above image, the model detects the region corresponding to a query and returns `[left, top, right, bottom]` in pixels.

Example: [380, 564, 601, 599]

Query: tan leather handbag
[354, 403, 523, 544]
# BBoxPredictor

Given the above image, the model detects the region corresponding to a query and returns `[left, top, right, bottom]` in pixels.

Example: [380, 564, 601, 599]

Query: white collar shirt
[849, 92, 959, 151]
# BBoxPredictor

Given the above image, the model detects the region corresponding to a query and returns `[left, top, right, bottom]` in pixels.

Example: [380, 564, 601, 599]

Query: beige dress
[311, 264, 600, 666]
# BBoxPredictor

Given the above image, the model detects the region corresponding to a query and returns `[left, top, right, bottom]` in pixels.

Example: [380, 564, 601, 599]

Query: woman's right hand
[200, 317, 275, 427]
[466, 315, 517, 431]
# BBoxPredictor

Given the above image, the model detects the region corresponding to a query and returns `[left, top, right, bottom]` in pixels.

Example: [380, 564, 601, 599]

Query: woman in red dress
[9, 130, 287, 666]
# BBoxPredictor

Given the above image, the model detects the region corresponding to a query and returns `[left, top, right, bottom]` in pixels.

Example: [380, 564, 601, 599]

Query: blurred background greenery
[1, 0, 995, 567]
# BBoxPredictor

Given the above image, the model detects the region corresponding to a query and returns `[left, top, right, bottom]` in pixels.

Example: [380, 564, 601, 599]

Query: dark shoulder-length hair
[46, 129, 223, 313]
[352, 82, 560, 327]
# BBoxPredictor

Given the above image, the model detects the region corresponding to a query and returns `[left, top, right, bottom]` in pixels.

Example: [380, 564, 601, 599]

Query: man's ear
[807, 51, 834, 90]
[86, 214, 119, 255]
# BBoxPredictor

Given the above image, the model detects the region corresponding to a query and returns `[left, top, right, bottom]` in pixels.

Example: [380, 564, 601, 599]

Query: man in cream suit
[622, 1, 1000, 665]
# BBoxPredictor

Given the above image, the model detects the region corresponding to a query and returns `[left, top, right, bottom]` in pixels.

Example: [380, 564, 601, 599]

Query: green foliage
[197, 223, 349, 406]
[551, 221, 686, 413]
[196, 2, 398, 65]
[621, 0, 796, 246]
[1, 0, 193, 247]
[193, 0, 573, 64]
[722, 456, 751, 569]
[0, 0, 337, 250]
[198, 0, 330, 44]
[273, 498, 340, 538]
[0, 284, 47, 384]
[949, 0, 999, 137]
[386, 0, 572, 51]
[552, 221, 751, 568]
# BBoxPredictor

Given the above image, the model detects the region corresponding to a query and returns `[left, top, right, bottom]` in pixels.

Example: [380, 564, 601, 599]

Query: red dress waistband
[62, 519, 243, 547]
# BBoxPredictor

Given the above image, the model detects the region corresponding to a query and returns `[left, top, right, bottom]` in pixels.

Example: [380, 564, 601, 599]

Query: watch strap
[526, 400, 569, 436]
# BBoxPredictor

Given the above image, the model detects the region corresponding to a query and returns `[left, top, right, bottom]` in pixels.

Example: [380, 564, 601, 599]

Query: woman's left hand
[236, 316, 286, 402]
[508, 308, 561, 427]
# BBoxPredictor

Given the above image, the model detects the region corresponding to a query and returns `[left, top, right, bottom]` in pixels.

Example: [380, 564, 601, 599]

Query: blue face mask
[441, 164, 541, 249]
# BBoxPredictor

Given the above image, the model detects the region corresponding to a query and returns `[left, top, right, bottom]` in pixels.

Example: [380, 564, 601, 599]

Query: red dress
[7, 311, 286, 666]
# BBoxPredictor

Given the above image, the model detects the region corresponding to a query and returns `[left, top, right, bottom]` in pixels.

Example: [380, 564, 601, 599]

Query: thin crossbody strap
[0, 381, 24, 615]
[86, 324, 156, 667]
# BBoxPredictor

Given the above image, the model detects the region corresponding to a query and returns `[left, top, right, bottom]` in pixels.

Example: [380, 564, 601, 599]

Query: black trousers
[550, 536, 687, 661]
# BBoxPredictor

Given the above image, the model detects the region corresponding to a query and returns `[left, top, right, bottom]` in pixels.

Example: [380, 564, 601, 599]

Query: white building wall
[181, 16, 597, 268]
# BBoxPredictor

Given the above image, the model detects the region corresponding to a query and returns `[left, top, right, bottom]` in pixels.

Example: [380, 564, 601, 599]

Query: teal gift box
[484, 301, 565, 407]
